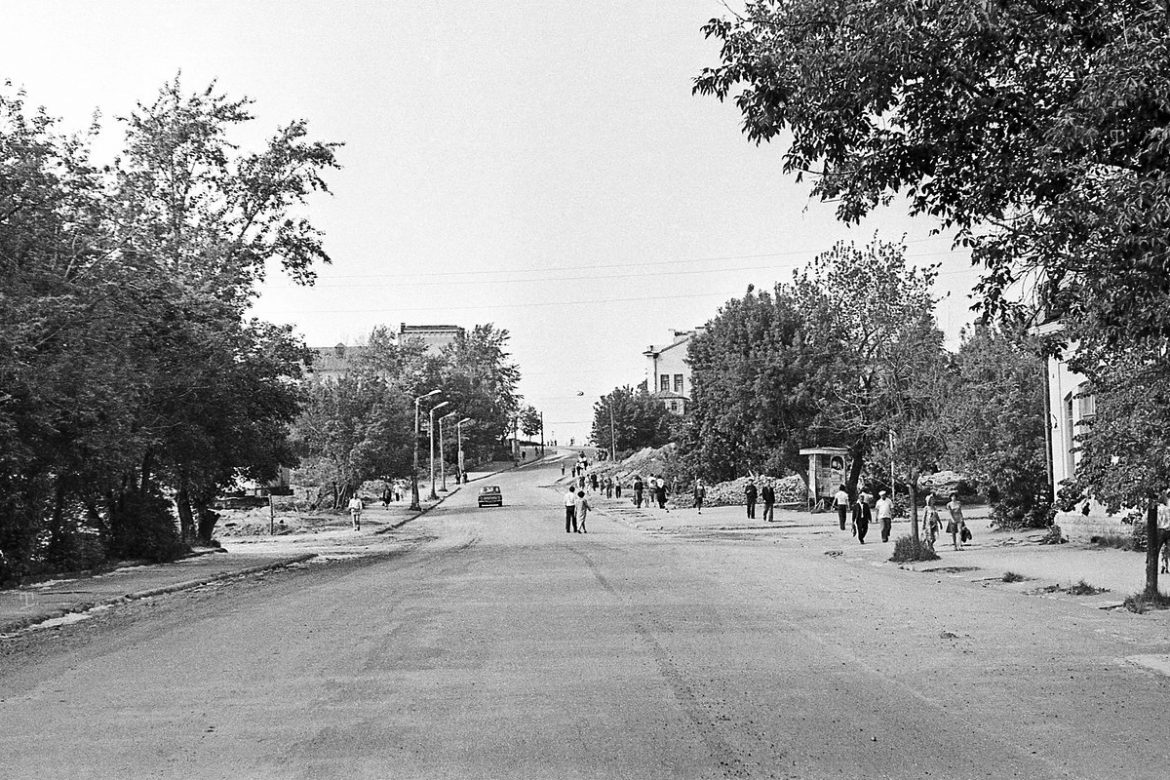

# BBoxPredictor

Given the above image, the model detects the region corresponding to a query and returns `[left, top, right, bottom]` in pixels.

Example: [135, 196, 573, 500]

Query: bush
[1002, 571, 1027, 583]
[1123, 591, 1170, 613]
[1038, 524, 1066, 545]
[889, 535, 940, 563]
[109, 488, 187, 563]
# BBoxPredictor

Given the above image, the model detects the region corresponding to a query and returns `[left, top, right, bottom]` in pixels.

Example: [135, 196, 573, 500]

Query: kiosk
[798, 447, 851, 509]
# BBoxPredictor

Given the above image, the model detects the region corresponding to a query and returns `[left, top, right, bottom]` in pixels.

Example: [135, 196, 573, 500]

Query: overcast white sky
[4, 1, 983, 441]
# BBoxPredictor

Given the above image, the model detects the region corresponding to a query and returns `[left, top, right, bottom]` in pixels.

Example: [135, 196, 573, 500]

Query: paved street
[2, 457, 1169, 779]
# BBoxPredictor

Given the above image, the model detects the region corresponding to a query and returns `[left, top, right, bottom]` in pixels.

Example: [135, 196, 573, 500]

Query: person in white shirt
[1157, 491, 1170, 573]
[347, 495, 363, 531]
[564, 487, 578, 533]
[833, 485, 850, 531]
[875, 490, 894, 543]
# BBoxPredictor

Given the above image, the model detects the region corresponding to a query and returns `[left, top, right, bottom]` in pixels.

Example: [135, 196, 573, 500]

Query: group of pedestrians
[834, 483, 969, 549]
[563, 484, 591, 533]
[740, 480, 777, 521]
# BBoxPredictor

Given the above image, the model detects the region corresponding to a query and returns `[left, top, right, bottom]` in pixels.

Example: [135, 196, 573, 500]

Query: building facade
[643, 328, 705, 415]
[305, 324, 465, 383]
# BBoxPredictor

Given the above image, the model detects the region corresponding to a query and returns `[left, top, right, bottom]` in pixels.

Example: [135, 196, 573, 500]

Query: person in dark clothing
[615, 480, 622, 499]
[633, 476, 644, 508]
[590, 473, 599, 492]
[563, 486, 578, 533]
[851, 494, 871, 543]
[745, 481, 758, 519]
[761, 483, 775, 522]
[655, 477, 668, 510]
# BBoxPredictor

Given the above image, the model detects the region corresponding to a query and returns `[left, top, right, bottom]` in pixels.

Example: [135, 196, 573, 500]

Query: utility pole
[411, 389, 441, 511]
[456, 417, 472, 484]
[429, 400, 449, 500]
[608, 400, 616, 462]
[540, 411, 545, 455]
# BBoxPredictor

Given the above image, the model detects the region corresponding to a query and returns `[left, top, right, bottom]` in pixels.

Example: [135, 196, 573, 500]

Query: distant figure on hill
[761, 482, 775, 522]
[745, 481, 758, 520]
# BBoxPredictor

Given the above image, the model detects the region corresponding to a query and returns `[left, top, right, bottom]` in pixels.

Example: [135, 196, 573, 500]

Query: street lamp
[438, 410, 458, 492]
[411, 389, 441, 511]
[456, 417, 473, 484]
[429, 400, 450, 499]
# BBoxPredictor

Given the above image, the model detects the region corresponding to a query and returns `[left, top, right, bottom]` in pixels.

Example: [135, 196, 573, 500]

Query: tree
[519, 405, 542, 441]
[944, 324, 1050, 529]
[1074, 361, 1170, 597]
[592, 386, 672, 457]
[695, 2, 1170, 361]
[790, 239, 940, 497]
[684, 286, 819, 481]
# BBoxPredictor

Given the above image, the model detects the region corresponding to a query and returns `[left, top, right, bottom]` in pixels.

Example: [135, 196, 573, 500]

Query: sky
[4, 1, 984, 442]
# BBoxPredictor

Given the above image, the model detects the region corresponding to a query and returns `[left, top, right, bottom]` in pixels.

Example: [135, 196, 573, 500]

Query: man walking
[693, 478, 707, 515]
[851, 493, 871, 543]
[563, 485, 578, 533]
[745, 480, 758, 520]
[761, 482, 775, 522]
[876, 489, 894, 543]
[834, 484, 850, 531]
[633, 475, 644, 508]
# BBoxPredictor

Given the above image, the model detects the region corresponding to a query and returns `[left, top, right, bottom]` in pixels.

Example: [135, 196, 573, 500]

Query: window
[1063, 393, 1076, 477]
[1078, 393, 1096, 423]
[673, 374, 684, 393]
[660, 374, 669, 392]
[669, 400, 679, 412]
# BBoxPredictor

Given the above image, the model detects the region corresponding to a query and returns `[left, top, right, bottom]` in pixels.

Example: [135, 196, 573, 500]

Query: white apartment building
[643, 328, 705, 415]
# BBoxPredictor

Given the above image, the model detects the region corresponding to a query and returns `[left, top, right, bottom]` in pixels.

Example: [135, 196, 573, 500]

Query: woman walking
[575, 490, 592, 534]
[693, 479, 707, 515]
[946, 493, 967, 550]
[922, 494, 940, 548]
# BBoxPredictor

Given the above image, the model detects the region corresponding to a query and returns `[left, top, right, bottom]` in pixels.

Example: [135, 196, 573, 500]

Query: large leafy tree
[684, 287, 818, 481]
[592, 386, 673, 457]
[944, 323, 1050, 529]
[695, 1, 1170, 357]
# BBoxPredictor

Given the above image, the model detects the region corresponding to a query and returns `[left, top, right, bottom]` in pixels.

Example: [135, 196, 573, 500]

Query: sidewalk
[0, 485, 470, 638]
[588, 492, 1166, 611]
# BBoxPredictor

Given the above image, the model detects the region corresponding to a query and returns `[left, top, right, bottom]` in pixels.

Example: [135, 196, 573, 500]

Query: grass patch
[1066, 580, 1108, 596]
[1122, 591, 1170, 613]
[1002, 571, 1028, 583]
[889, 535, 941, 563]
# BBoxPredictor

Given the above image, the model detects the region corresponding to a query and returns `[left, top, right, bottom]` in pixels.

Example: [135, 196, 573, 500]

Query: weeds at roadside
[1089, 534, 1137, 551]
[1002, 571, 1028, 583]
[1066, 580, 1107, 596]
[1122, 591, 1170, 613]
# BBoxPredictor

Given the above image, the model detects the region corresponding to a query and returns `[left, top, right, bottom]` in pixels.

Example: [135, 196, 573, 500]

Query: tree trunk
[1145, 494, 1160, 598]
[140, 448, 154, 494]
[194, 493, 219, 544]
[909, 468, 920, 545]
[47, 478, 68, 563]
[846, 447, 865, 497]
[175, 483, 195, 543]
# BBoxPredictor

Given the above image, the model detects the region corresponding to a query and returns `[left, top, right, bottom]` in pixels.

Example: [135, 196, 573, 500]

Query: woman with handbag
[946, 493, 967, 550]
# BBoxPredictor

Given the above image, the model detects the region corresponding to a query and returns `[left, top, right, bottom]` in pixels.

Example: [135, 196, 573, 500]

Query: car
[477, 485, 503, 508]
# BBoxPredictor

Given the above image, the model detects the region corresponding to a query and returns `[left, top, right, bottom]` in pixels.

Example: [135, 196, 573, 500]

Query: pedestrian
[634, 475, 644, 508]
[564, 485, 578, 533]
[693, 478, 707, 515]
[575, 490, 592, 533]
[851, 493, 871, 543]
[833, 484, 850, 531]
[561, 462, 565, 477]
[1159, 491, 1170, 574]
[745, 480, 757, 520]
[347, 494, 363, 531]
[615, 479, 622, 499]
[656, 476, 668, 510]
[590, 473, 599, 493]
[876, 490, 894, 543]
[946, 492, 966, 550]
[923, 494, 941, 548]
[578, 474, 586, 491]
[605, 476, 613, 498]
[382, 487, 391, 508]
[761, 482, 775, 523]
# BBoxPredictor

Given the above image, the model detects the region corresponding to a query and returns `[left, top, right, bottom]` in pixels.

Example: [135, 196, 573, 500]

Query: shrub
[109, 488, 187, 563]
[1002, 571, 1027, 583]
[1123, 591, 1170, 613]
[1090, 533, 1139, 551]
[1038, 524, 1066, 545]
[1066, 580, 1107, 596]
[890, 534, 940, 563]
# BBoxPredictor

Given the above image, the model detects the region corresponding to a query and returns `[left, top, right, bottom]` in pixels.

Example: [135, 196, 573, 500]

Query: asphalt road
[2, 459, 1169, 779]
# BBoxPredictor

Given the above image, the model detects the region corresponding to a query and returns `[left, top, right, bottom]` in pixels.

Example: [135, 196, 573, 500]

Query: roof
[799, 447, 851, 456]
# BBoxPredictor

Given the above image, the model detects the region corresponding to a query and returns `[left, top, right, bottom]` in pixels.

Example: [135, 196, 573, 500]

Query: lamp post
[456, 417, 472, 484]
[438, 410, 458, 492]
[429, 400, 450, 500]
[411, 389, 442, 511]
[608, 400, 616, 462]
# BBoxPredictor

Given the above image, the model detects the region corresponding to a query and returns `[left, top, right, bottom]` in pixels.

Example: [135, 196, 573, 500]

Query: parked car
[477, 485, 503, 508]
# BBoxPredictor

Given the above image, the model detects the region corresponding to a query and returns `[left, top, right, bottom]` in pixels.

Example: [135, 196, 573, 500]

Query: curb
[376, 486, 461, 534]
[1, 553, 318, 637]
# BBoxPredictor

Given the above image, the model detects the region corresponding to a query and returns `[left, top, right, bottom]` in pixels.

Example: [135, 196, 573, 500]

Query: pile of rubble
[667, 474, 805, 509]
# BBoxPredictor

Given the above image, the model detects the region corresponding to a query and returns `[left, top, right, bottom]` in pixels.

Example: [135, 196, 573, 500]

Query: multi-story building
[304, 324, 465, 383]
[642, 328, 705, 414]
